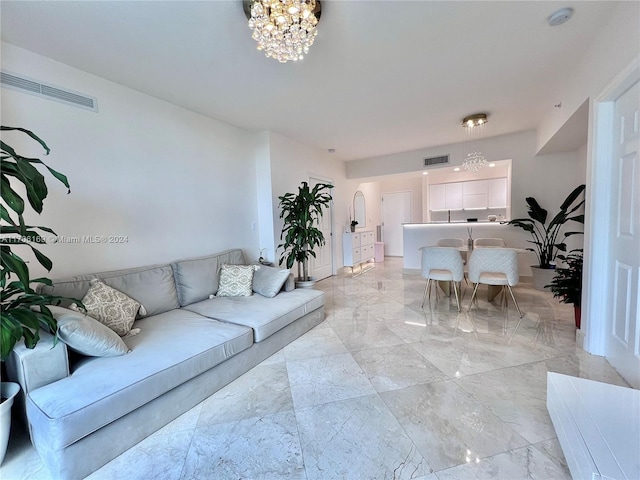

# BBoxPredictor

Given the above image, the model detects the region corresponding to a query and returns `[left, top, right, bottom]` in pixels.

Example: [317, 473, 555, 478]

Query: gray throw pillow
[57, 311, 130, 357]
[253, 265, 291, 298]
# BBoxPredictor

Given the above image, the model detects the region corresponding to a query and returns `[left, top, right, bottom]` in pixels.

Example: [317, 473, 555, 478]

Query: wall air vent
[423, 155, 449, 167]
[1, 71, 98, 112]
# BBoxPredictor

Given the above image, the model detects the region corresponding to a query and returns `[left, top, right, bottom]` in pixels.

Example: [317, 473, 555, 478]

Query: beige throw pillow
[217, 264, 256, 297]
[73, 279, 143, 336]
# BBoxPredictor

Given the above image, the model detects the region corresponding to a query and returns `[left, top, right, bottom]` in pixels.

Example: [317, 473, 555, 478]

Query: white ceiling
[0, 1, 620, 161]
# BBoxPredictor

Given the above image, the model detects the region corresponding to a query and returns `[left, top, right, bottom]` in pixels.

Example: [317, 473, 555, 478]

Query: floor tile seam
[195, 403, 298, 431]
[404, 341, 462, 380]
[289, 398, 311, 480]
[291, 390, 382, 414]
[176, 426, 197, 480]
[374, 389, 438, 476]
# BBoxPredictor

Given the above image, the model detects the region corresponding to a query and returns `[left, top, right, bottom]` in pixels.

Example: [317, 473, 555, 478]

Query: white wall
[537, 1, 640, 153]
[267, 132, 348, 271]
[348, 131, 585, 223]
[1, 43, 259, 278]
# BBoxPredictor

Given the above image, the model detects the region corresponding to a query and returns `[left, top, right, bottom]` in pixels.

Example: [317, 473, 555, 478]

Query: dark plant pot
[350, 226, 356, 232]
[574, 305, 581, 329]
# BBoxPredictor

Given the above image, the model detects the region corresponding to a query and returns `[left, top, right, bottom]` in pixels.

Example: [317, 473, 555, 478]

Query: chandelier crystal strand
[463, 152, 488, 174]
[248, 0, 319, 63]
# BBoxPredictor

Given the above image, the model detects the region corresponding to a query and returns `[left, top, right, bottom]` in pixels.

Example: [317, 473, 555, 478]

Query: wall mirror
[353, 191, 366, 228]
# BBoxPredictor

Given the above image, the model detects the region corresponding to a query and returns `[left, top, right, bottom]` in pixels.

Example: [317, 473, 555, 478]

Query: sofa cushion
[183, 289, 324, 342]
[57, 311, 130, 357]
[72, 279, 142, 336]
[26, 309, 253, 451]
[217, 264, 255, 297]
[172, 249, 246, 306]
[38, 265, 180, 317]
[252, 265, 291, 298]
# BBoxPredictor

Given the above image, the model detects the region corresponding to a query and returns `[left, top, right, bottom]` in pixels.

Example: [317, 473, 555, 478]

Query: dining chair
[436, 238, 465, 248]
[467, 247, 524, 321]
[473, 237, 506, 247]
[437, 237, 469, 284]
[419, 246, 464, 311]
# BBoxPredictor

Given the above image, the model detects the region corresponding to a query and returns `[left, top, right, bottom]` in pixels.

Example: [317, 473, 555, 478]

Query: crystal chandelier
[462, 152, 488, 174]
[244, 0, 321, 63]
[461, 113, 489, 173]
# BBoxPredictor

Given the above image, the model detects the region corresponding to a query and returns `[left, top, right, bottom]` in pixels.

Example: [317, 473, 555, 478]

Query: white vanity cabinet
[343, 230, 375, 268]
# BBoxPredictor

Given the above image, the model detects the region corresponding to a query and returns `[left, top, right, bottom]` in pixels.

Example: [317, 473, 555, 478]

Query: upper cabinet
[429, 177, 508, 211]
[445, 183, 463, 209]
[429, 183, 446, 210]
[488, 178, 508, 208]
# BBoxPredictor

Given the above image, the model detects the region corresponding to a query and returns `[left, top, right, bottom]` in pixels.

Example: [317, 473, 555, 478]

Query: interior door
[308, 176, 333, 281]
[606, 79, 640, 387]
[381, 191, 411, 256]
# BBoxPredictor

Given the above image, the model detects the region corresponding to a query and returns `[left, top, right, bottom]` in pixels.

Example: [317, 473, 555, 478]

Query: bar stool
[473, 238, 506, 247]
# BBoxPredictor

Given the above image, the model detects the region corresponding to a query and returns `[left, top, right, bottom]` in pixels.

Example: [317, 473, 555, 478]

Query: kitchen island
[403, 222, 535, 277]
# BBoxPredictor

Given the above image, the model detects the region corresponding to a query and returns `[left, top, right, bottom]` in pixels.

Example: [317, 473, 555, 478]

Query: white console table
[343, 230, 375, 275]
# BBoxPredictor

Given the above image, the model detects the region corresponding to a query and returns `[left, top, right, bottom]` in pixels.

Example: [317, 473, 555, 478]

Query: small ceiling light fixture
[461, 113, 488, 129]
[327, 148, 335, 153]
[243, 0, 321, 63]
[453, 167, 461, 172]
[422, 171, 429, 175]
[548, 7, 574, 27]
[488, 163, 496, 167]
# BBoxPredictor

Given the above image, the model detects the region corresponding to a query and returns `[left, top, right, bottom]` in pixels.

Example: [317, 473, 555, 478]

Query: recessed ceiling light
[422, 171, 429, 175]
[328, 148, 336, 153]
[454, 167, 460, 172]
[548, 7, 573, 27]
[489, 163, 495, 167]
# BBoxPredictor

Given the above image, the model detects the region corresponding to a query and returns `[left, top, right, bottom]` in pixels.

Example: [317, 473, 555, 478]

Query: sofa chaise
[6, 248, 324, 480]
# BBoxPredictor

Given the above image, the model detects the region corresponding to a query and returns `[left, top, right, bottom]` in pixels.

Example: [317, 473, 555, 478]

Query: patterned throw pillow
[72, 279, 144, 336]
[217, 264, 256, 297]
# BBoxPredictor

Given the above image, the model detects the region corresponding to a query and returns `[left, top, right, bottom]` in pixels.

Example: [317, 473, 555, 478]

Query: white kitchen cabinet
[463, 180, 488, 195]
[488, 177, 508, 208]
[445, 182, 463, 209]
[429, 184, 446, 210]
[343, 231, 375, 269]
[463, 193, 488, 209]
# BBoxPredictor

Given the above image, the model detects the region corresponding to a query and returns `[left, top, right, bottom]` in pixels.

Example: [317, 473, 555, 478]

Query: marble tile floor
[1, 258, 630, 480]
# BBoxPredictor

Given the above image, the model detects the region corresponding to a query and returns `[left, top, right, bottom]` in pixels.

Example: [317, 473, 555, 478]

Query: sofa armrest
[5, 330, 70, 394]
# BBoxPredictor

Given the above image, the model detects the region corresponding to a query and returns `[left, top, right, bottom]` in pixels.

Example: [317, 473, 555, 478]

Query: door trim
[308, 174, 335, 277]
[584, 58, 640, 355]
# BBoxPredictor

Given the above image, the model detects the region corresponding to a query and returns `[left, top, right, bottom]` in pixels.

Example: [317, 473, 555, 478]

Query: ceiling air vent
[424, 155, 449, 167]
[1, 71, 98, 112]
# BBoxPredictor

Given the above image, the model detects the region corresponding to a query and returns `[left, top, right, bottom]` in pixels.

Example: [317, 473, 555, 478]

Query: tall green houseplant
[1, 126, 74, 361]
[508, 184, 585, 268]
[278, 182, 333, 282]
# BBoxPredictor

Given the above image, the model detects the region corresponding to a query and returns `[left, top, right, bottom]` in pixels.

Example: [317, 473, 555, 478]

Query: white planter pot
[1, 382, 20, 464]
[295, 276, 317, 289]
[531, 266, 557, 291]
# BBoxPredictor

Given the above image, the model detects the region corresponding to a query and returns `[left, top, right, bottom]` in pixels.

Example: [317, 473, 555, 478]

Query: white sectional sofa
[6, 249, 324, 480]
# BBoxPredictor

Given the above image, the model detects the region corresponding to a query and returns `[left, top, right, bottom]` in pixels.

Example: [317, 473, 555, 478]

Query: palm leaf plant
[508, 184, 585, 268]
[1, 126, 76, 361]
[278, 182, 333, 282]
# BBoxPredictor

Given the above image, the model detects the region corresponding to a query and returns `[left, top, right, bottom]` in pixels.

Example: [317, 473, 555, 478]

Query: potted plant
[350, 220, 358, 232]
[278, 181, 333, 287]
[1, 126, 75, 462]
[508, 184, 585, 290]
[547, 249, 583, 328]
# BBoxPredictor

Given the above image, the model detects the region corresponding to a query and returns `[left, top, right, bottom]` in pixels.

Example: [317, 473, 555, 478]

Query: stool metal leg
[468, 282, 480, 312]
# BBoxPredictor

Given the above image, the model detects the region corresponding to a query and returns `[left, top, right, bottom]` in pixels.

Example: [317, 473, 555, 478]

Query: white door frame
[583, 58, 640, 355]
[308, 174, 335, 277]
